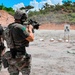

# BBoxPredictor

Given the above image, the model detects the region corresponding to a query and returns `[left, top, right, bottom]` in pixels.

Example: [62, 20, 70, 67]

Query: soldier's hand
[1, 48, 6, 56]
[27, 25, 33, 33]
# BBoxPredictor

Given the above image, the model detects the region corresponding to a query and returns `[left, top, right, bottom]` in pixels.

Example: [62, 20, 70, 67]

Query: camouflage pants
[0, 56, 2, 71]
[8, 65, 31, 75]
[8, 55, 31, 75]
[0, 42, 5, 71]
[0, 59, 2, 71]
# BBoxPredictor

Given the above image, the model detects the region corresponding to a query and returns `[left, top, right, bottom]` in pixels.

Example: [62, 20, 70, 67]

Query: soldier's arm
[18, 24, 34, 42]
[26, 25, 34, 42]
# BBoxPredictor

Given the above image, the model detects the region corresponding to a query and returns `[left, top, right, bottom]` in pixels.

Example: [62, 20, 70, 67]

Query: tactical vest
[4, 23, 29, 48]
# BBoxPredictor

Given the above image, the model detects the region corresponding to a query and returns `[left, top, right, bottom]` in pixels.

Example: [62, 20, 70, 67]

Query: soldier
[3, 10, 34, 75]
[0, 24, 5, 71]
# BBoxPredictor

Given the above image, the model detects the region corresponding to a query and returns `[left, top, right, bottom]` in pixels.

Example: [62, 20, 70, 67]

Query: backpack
[3, 23, 15, 48]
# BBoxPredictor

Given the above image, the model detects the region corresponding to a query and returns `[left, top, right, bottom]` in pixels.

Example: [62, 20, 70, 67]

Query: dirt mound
[0, 10, 75, 30]
[0, 10, 14, 27]
[39, 23, 75, 30]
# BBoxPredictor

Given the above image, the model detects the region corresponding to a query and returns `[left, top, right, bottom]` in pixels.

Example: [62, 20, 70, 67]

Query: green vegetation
[0, 4, 15, 15]
[0, 1, 75, 24]
[28, 1, 75, 24]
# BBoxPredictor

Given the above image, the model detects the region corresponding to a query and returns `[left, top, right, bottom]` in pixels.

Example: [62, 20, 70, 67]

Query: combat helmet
[14, 10, 27, 21]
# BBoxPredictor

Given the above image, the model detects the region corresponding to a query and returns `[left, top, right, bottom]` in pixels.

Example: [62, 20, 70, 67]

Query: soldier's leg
[0, 43, 6, 71]
[0, 60, 2, 71]
[21, 66, 31, 75]
[8, 65, 19, 75]
[21, 54, 31, 75]
[0, 56, 2, 71]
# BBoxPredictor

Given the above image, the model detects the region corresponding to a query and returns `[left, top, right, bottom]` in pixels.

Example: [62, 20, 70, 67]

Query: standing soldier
[0, 24, 5, 71]
[3, 10, 34, 75]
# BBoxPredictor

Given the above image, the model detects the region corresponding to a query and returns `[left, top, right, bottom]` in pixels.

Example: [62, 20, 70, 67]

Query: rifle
[23, 19, 40, 33]
[23, 19, 40, 47]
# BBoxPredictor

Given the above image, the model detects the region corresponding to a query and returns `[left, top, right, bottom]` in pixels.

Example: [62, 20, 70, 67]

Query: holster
[1, 51, 11, 68]
[1, 51, 31, 70]
[1, 56, 9, 68]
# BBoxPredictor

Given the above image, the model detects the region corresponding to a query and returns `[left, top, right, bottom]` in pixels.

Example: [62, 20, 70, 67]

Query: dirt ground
[0, 10, 75, 75]
[39, 23, 75, 30]
[0, 29, 75, 75]
[29, 30, 75, 75]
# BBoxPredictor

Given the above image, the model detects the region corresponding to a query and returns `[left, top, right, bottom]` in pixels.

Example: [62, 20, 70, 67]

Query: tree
[72, 2, 75, 6]
[63, 0, 72, 6]
[20, 5, 34, 12]
[43, 3, 50, 9]
[0, 4, 5, 10]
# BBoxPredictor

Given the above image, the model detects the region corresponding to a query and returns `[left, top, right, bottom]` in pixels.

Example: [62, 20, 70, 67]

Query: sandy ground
[0, 30, 75, 75]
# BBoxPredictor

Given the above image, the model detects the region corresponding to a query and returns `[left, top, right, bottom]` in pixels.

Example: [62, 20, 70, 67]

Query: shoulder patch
[22, 27, 26, 31]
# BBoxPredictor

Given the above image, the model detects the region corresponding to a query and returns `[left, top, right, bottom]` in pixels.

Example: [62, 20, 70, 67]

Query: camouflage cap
[14, 10, 27, 20]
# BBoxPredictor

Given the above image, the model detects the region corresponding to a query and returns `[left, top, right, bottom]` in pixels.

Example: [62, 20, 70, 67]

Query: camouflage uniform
[0, 24, 5, 71]
[0, 55, 2, 71]
[3, 51, 31, 75]
[3, 10, 33, 75]
[0, 42, 5, 70]
[3, 23, 31, 75]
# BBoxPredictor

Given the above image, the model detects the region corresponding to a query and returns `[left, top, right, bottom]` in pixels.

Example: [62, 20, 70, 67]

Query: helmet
[14, 10, 27, 20]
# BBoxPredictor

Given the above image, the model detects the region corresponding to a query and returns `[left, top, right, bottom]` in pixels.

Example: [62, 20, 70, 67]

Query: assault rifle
[23, 19, 40, 33]
[23, 19, 40, 47]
